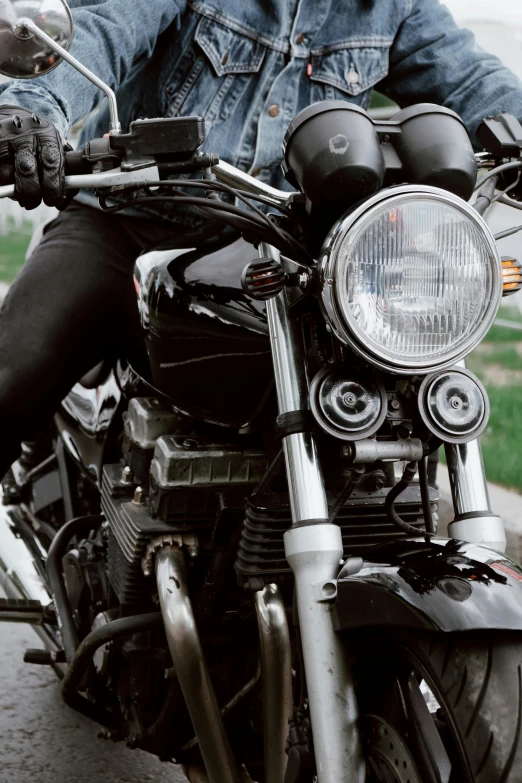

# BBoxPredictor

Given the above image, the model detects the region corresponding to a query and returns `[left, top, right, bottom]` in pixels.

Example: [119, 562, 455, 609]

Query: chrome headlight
[320, 186, 502, 373]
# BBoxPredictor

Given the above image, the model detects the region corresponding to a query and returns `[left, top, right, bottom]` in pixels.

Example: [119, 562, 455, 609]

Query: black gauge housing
[282, 101, 477, 215]
[282, 102, 385, 215]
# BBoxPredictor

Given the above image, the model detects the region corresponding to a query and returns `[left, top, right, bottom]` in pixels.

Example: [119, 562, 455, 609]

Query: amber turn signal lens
[502, 256, 522, 297]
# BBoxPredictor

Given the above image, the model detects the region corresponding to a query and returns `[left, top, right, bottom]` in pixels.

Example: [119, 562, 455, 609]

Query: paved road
[0, 610, 187, 783]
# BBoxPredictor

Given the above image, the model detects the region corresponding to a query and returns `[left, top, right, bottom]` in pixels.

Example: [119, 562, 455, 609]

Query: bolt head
[121, 465, 134, 484]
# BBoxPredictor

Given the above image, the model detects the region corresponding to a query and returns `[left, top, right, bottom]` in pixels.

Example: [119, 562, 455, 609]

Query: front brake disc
[363, 714, 422, 783]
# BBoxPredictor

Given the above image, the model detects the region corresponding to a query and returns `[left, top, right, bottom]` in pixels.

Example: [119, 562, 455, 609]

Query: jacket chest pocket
[310, 45, 390, 108]
[165, 15, 266, 125]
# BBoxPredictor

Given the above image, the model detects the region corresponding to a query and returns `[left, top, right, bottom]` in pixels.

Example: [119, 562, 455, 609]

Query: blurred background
[0, 0, 521, 494]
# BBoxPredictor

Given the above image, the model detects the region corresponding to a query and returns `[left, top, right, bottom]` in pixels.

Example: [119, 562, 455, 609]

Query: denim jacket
[2, 0, 522, 202]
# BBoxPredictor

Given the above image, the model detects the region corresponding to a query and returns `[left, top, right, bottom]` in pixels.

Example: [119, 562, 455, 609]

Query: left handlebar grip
[64, 150, 92, 176]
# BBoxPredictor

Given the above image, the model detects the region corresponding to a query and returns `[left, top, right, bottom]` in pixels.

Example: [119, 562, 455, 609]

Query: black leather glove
[0, 105, 67, 210]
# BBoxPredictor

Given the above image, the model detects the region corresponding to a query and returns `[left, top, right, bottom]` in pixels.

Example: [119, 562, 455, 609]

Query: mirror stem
[15, 18, 121, 135]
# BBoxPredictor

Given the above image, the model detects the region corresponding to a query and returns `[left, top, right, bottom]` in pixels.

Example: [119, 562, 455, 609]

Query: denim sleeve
[0, 0, 186, 138]
[379, 0, 522, 147]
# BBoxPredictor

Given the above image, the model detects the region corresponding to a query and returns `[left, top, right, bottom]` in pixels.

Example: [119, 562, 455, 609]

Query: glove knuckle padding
[0, 105, 65, 208]
[12, 138, 40, 210]
[38, 138, 64, 206]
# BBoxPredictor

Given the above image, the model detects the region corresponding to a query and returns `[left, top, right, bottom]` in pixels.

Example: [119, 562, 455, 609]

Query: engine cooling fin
[235, 486, 437, 589]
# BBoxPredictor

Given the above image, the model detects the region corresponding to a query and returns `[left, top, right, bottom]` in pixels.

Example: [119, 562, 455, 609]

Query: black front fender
[333, 537, 522, 633]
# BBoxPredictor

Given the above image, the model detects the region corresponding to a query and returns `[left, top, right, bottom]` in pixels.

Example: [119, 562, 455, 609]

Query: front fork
[261, 245, 508, 782]
[262, 243, 365, 783]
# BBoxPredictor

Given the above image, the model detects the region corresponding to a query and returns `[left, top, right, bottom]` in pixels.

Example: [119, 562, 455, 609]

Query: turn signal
[501, 256, 522, 296]
[241, 258, 285, 300]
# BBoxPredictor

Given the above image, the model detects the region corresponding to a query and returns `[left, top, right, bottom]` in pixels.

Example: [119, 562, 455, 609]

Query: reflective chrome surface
[445, 360, 507, 551]
[155, 545, 240, 783]
[319, 185, 502, 374]
[254, 584, 292, 783]
[262, 241, 362, 781]
[264, 265, 308, 416]
[0, 0, 73, 78]
[0, 506, 50, 605]
[285, 524, 365, 783]
[283, 433, 329, 522]
[445, 439, 491, 515]
[213, 160, 292, 209]
[13, 16, 121, 133]
[262, 242, 329, 523]
[445, 439, 506, 551]
[0, 504, 63, 659]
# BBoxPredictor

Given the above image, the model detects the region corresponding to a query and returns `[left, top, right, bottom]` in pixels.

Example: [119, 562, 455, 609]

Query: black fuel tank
[134, 233, 272, 428]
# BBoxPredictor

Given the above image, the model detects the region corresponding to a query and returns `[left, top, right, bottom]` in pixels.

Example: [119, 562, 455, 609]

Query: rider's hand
[0, 105, 68, 210]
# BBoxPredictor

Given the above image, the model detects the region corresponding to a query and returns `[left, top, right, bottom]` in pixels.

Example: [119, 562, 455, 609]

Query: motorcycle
[2, 2, 522, 781]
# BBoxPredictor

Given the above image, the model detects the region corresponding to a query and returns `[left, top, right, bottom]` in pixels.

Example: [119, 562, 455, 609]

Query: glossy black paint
[55, 370, 122, 483]
[334, 537, 522, 633]
[134, 233, 273, 428]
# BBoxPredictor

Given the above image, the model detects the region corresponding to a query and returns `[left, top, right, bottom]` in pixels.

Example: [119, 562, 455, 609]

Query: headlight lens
[321, 187, 502, 372]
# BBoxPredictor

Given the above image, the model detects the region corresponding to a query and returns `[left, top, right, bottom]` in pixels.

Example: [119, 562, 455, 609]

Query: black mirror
[0, 0, 73, 79]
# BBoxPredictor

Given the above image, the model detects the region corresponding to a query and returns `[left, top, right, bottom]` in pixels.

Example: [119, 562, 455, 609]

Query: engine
[101, 397, 269, 606]
[102, 397, 436, 605]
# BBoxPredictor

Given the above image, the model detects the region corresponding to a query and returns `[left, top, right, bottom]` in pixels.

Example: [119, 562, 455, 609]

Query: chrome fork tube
[254, 584, 293, 783]
[261, 243, 364, 783]
[445, 440, 506, 551]
[445, 361, 506, 552]
[264, 271, 328, 521]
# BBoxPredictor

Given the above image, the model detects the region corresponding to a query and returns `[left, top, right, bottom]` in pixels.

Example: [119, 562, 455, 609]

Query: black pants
[0, 201, 177, 476]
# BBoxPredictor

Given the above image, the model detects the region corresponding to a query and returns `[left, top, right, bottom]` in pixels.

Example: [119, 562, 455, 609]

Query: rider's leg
[0, 201, 175, 477]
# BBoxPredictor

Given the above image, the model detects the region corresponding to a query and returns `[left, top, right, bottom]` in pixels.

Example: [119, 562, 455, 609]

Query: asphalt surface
[0, 608, 187, 783]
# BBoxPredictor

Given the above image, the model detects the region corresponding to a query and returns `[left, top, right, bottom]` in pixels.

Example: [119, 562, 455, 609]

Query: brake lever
[0, 164, 161, 201]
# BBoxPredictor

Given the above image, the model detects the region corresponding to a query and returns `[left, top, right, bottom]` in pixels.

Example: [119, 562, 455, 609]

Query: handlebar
[0, 147, 510, 205]
[0, 150, 295, 207]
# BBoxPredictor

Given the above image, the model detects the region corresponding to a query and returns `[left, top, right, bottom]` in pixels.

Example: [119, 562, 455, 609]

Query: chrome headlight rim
[319, 185, 502, 375]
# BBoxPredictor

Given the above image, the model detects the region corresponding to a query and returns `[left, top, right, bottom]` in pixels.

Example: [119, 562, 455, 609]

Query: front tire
[355, 631, 522, 782]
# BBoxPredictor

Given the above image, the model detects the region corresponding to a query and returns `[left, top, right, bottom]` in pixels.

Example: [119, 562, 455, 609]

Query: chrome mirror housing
[0, 0, 74, 78]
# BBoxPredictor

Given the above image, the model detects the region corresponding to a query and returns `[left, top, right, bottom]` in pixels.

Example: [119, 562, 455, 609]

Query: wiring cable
[98, 189, 311, 264]
[385, 461, 435, 537]
[146, 178, 311, 264]
[473, 160, 522, 192]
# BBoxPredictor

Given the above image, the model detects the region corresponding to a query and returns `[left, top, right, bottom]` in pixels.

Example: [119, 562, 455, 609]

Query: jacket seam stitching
[311, 38, 393, 55]
[188, 1, 394, 58]
[310, 65, 390, 93]
[188, 0, 290, 53]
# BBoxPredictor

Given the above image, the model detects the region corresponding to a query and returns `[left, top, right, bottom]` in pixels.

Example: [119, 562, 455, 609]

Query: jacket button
[252, 168, 261, 177]
[346, 69, 360, 85]
[295, 33, 305, 44]
[268, 104, 280, 117]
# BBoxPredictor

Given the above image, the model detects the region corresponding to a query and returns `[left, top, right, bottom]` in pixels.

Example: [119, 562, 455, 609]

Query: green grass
[0, 229, 31, 283]
[479, 385, 522, 490]
[480, 324, 522, 342]
[471, 345, 521, 371]
[465, 317, 522, 492]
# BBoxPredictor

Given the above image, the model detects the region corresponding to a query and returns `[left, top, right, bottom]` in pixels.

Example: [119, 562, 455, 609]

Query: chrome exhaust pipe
[254, 584, 292, 783]
[155, 544, 241, 783]
[0, 506, 51, 605]
[0, 505, 62, 656]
